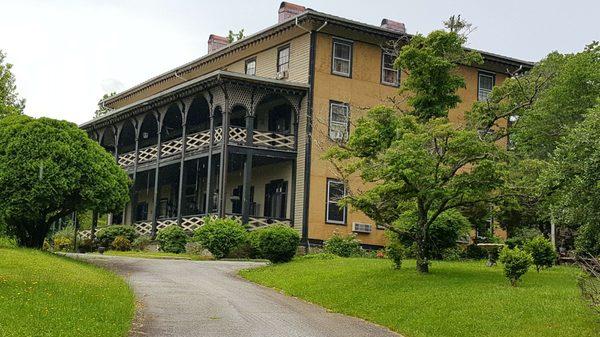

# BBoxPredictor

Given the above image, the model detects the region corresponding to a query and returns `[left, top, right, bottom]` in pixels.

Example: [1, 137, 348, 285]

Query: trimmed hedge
[251, 225, 300, 263]
[193, 217, 246, 259]
[156, 226, 188, 254]
[96, 225, 137, 248]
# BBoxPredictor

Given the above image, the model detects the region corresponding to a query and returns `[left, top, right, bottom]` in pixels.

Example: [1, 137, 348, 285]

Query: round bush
[132, 235, 152, 251]
[96, 225, 137, 248]
[524, 236, 557, 272]
[252, 225, 300, 263]
[499, 247, 533, 286]
[156, 226, 188, 254]
[111, 235, 131, 251]
[53, 236, 72, 251]
[193, 217, 246, 259]
[324, 232, 363, 257]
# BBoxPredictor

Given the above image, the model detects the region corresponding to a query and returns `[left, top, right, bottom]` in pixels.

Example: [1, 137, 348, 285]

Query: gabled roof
[102, 8, 534, 109]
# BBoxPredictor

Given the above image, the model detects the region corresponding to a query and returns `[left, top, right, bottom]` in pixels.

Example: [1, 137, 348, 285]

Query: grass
[241, 257, 599, 337]
[0, 248, 135, 337]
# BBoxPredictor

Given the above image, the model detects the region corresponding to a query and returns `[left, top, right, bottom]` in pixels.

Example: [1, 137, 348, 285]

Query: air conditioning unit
[352, 222, 372, 233]
[330, 130, 345, 141]
[276, 70, 288, 80]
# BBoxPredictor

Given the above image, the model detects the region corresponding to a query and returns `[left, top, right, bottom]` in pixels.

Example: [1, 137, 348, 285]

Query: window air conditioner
[352, 222, 372, 233]
[276, 70, 288, 80]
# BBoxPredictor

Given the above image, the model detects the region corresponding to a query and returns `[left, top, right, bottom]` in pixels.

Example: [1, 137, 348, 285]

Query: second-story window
[332, 39, 352, 77]
[277, 45, 290, 76]
[245, 58, 256, 76]
[329, 101, 349, 141]
[381, 52, 399, 86]
[478, 72, 495, 101]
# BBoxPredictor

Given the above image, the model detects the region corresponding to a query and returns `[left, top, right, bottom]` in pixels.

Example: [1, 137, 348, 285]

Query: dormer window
[245, 58, 256, 76]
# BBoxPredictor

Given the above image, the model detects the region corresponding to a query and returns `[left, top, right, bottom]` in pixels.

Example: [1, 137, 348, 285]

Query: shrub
[0, 236, 17, 248]
[462, 244, 487, 259]
[42, 239, 51, 251]
[185, 242, 205, 256]
[193, 217, 246, 259]
[111, 236, 131, 251]
[132, 235, 152, 251]
[386, 241, 406, 269]
[78, 238, 94, 252]
[53, 236, 72, 251]
[156, 226, 188, 254]
[524, 236, 557, 272]
[442, 246, 462, 261]
[96, 225, 137, 248]
[499, 247, 533, 286]
[252, 225, 300, 263]
[575, 223, 600, 256]
[324, 232, 363, 257]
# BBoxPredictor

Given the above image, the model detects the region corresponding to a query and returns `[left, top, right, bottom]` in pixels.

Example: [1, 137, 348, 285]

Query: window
[478, 72, 495, 101]
[245, 58, 256, 76]
[381, 52, 399, 86]
[326, 179, 346, 224]
[329, 101, 349, 141]
[277, 45, 290, 75]
[332, 39, 352, 77]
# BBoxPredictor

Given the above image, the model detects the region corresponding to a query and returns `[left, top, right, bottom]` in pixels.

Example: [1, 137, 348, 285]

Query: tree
[325, 108, 507, 272]
[395, 29, 482, 121]
[94, 92, 116, 118]
[0, 50, 25, 119]
[543, 104, 600, 253]
[0, 115, 130, 247]
[227, 29, 245, 43]
[524, 236, 557, 272]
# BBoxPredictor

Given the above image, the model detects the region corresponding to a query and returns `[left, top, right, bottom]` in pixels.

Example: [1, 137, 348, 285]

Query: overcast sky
[1, 0, 599, 124]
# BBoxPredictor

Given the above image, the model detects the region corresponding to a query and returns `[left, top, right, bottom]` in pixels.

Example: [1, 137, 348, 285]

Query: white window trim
[381, 52, 399, 86]
[277, 46, 290, 74]
[332, 39, 352, 77]
[478, 72, 495, 101]
[329, 102, 349, 141]
[245, 59, 256, 76]
[326, 179, 346, 224]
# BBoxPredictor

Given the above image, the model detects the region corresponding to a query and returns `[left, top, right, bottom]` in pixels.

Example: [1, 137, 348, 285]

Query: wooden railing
[117, 127, 295, 168]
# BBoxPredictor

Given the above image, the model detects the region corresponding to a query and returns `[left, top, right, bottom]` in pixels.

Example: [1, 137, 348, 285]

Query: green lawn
[241, 257, 598, 337]
[0, 248, 135, 337]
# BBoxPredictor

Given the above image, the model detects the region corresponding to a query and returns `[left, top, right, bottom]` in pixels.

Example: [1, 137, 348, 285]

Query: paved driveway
[73, 254, 400, 337]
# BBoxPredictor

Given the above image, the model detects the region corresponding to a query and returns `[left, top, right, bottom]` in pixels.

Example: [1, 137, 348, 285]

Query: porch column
[109, 132, 119, 226]
[217, 95, 230, 217]
[129, 136, 140, 225]
[241, 151, 253, 225]
[151, 115, 162, 238]
[290, 158, 297, 228]
[177, 116, 188, 225]
[205, 113, 215, 214]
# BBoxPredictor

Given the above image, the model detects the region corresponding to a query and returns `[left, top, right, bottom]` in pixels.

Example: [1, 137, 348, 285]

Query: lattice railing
[247, 216, 293, 230]
[118, 152, 136, 167]
[214, 127, 223, 143]
[138, 145, 159, 164]
[228, 127, 247, 144]
[186, 130, 211, 151]
[79, 229, 91, 240]
[252, 130, 295, 150]
[160, 138, 183, 158]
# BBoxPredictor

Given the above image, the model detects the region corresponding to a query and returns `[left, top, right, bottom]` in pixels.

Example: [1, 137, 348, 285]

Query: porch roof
[80, 70, 309, 131]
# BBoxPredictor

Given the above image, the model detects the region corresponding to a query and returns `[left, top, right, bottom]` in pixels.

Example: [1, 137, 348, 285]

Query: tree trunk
[16, 219, 50, 249]
[415, 237, 430, 273]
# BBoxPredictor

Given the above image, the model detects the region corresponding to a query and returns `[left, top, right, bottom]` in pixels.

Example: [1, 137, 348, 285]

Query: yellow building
[81, 2, 532, 247]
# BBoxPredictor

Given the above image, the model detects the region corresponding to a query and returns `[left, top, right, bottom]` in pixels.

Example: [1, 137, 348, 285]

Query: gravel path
[71, 254, 400, 337]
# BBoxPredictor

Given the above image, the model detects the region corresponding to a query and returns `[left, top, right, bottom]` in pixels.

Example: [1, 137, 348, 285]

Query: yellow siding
[307, 32, 509, 246]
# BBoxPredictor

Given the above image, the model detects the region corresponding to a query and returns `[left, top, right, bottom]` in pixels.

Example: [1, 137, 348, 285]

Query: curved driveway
[75, 254, 400, 337]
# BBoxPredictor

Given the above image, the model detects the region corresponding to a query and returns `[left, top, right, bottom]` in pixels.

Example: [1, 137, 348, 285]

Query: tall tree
[0, 115, 130, 247]
[0, 50, 25, 118]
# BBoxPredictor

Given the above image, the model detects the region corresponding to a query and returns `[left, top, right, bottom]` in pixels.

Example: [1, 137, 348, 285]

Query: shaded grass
[98, 250, 210, 260]
[0, 248, 134, 337]
[241, 258, 599, 337]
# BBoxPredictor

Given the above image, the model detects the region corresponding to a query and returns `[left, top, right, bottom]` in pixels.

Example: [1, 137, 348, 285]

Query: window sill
[331, 71, 351, 78]
[326, 220, 347, 226]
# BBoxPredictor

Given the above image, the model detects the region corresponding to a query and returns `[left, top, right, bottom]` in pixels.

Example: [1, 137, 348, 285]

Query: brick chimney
[207, 34, 229, 54]
[380, 19, 406, 34]
[278, 2, 305, 23]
